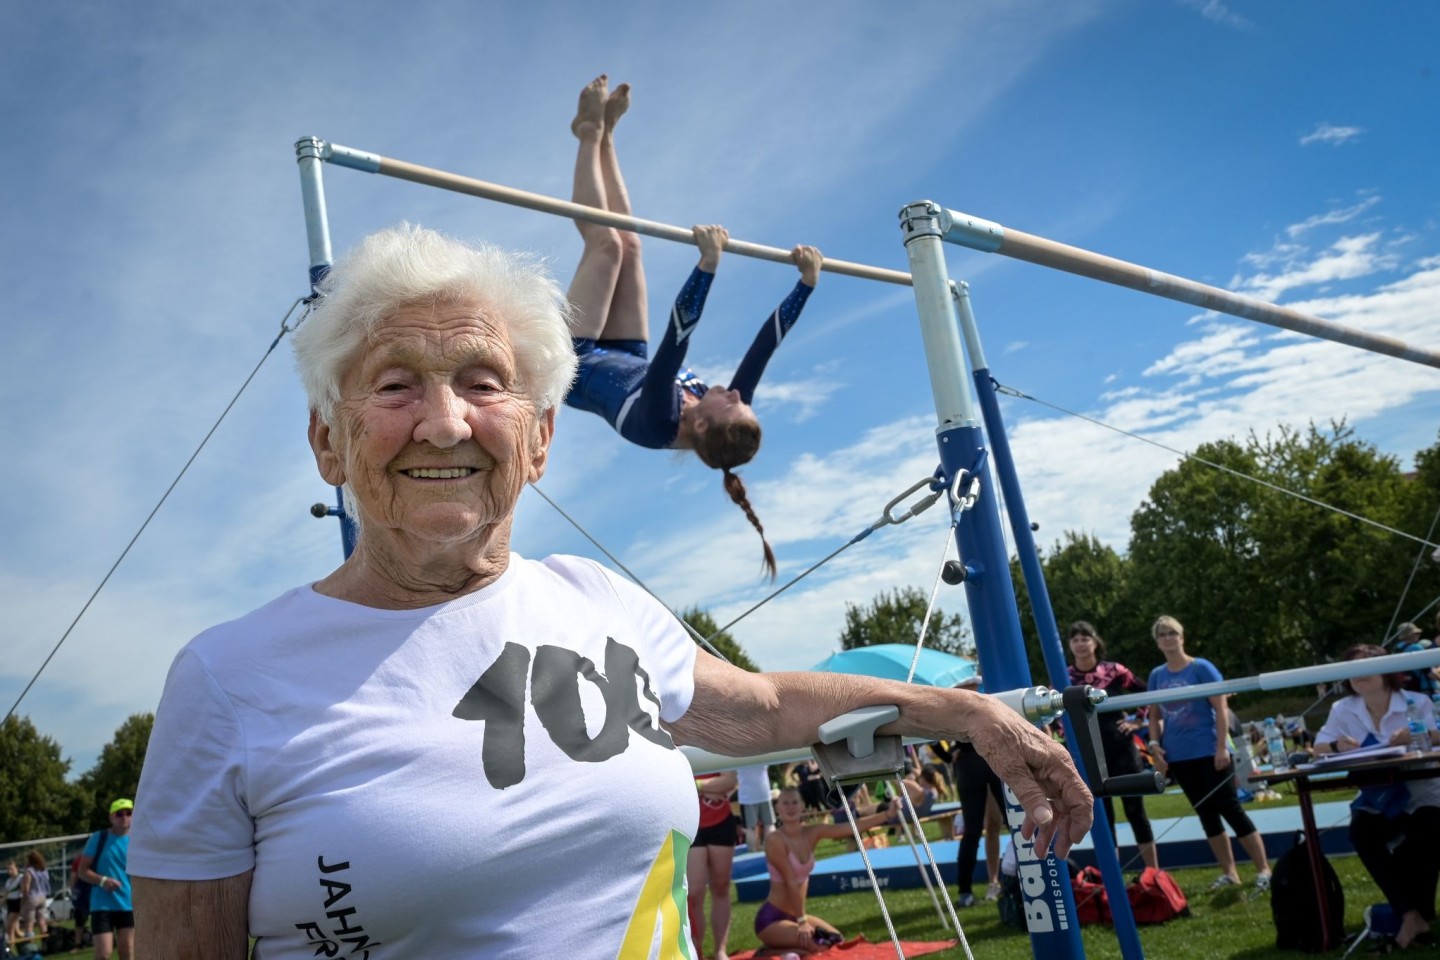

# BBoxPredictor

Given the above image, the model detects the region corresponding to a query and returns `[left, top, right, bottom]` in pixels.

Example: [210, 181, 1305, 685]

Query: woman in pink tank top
[754, 788, 889, 952]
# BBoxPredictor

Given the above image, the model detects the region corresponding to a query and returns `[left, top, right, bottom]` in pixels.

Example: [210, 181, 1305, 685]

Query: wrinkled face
[1069, 632, 1097, 663]
[310, 299, 552, 549]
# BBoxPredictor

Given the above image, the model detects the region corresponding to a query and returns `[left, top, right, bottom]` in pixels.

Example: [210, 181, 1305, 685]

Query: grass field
[704, 854, 1388, 959]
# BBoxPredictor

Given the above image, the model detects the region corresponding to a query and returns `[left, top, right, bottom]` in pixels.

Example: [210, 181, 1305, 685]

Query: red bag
[1127, 867, 1190, 924]
[1072, 865, 1111, 925]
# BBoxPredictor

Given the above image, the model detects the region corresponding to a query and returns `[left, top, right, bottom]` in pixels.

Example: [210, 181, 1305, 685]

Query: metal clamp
[812, 705, 906, 787]
[1061, 685, 1164, 798]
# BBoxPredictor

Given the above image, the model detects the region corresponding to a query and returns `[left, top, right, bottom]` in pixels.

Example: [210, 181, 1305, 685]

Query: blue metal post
[951, 282, 1147, 960]
[295, 138, 357, 558]
[900, 202, 1085, 959]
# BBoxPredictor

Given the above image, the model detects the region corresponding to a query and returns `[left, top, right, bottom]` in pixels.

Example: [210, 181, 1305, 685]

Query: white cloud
[1234, 233, 1400, 301]
[1176, 0, 1251, 30]
[1285, 196, 1380, 238]
[1004, 340, 1030, 355]
[1300, 123, 1364, 147]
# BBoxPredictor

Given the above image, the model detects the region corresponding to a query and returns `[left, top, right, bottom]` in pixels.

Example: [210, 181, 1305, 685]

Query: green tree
[1126, 437, 1279, 675]
[679, 607, 760, 671]
[76, 713, 153, 830]
[1126, 423, 1424, 675]
[1011, 532, 1143, 682]
[1389, 428, 1440, 640]
[839, 587, 971, 657]
[0, 716, 86, 843]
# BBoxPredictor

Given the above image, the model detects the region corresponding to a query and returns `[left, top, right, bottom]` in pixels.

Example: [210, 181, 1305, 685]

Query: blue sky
[2, 0, 1437, 777]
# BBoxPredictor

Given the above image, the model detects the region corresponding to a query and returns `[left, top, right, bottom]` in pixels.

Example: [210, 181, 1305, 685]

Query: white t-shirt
[132, 554, 700, 960]
[736, 764, 772, 806]
[1314, 691, 1440, 811]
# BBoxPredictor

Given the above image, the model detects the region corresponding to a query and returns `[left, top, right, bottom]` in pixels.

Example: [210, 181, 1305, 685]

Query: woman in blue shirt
[1147, 615, 1272, 892]
[563, 76, 821, 579]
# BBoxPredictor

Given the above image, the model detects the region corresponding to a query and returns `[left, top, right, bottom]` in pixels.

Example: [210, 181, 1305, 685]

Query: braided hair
[693, 416, 776, 580]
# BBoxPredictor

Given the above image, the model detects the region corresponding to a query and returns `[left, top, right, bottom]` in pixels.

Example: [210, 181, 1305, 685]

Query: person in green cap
[75, 799, 134, 960]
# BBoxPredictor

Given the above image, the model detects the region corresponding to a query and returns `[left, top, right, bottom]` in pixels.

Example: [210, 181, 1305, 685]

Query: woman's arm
[75, 854, 104, 889]
[727, 245, 821, 403]
[1210, 694, 1233, 770]
[133, 873, 252, 960]
[812, 810, 890, 840]
[697, 770, 738, 797]
[667, 651, 1092, 856]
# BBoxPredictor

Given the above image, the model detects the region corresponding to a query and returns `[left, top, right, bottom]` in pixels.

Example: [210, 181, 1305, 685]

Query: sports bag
[1127, 867, 1189, 924]
[1271, 832, 1344, 953]
[1072, 865, 1111, 925]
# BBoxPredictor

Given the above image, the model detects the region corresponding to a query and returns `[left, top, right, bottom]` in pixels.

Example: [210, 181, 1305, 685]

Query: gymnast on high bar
[562, 75, 821, 579]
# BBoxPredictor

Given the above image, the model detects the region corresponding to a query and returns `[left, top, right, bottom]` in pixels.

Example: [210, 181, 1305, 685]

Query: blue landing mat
[733, 800, 1353, 902]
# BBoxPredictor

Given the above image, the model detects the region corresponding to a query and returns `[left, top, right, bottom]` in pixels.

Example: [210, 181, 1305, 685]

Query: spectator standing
[18, 851, 49, 941]
[736, 764, 775, 853]
[689, 771, 738, 960]
[69, 850, 90, 940]
[1146, 615, 1272, 892]
[1066, 620, 1159, 869]
[4, 860, 22, 944]
[790, 758, 827, 813]
[76, 799, 134, 960]
[936, 677, 1007, 908]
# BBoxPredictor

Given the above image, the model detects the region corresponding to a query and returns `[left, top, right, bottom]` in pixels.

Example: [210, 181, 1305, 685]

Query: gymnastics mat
[730, 935, 958, 958]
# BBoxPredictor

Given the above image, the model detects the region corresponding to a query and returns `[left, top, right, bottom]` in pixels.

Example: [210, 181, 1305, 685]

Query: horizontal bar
[689, 650, 1440, 772]
[1100, 647, 1440, 714]
[313, 139, 914, 286]
[938, 207, 1440, 369]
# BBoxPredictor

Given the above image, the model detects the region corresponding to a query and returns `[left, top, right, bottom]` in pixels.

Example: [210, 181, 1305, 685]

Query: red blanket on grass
[730, 936, 958, 959]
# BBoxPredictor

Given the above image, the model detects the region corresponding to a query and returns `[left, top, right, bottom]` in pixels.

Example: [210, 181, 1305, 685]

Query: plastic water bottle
[1264, 717, 1289, 772]
[1406, 697, 1433, 753]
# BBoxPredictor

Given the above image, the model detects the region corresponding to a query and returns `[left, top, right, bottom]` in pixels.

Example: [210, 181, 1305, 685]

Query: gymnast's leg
[567, 75, 623, 340]
[592, 81, 649, 343]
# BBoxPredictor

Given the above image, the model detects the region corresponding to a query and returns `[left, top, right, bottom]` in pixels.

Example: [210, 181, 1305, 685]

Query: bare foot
[1397, 910, 1430, 948]
[604, 82, 630, 131]
[572, 75, 607, 138]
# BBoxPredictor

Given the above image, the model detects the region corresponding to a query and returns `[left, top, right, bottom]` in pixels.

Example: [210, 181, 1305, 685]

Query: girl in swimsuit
[564, 75, 822, 579]
[756, 788, 888, 953]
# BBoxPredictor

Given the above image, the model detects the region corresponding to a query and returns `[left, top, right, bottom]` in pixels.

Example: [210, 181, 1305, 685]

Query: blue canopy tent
[810, 644, 978, 688]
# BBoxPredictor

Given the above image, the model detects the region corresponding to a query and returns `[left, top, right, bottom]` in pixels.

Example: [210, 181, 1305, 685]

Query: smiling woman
[125, 224, 1093, 960]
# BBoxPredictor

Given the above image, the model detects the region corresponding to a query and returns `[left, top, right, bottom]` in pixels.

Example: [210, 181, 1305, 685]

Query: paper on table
[1312, 744, 1409, 764]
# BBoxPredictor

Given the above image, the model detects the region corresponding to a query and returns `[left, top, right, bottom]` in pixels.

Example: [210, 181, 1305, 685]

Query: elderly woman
[1315, 644, 1440, 949]
[128, 225, 1091, 959]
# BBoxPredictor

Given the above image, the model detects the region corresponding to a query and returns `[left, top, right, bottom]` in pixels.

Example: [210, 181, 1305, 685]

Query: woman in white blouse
[1315, 643, 1439, 949]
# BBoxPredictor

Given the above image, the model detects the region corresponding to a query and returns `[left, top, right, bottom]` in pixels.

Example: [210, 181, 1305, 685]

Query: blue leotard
[565, 266, 813, 449]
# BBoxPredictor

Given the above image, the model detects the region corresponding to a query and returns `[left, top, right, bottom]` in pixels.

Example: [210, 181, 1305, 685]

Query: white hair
[292, 223, 578, 424]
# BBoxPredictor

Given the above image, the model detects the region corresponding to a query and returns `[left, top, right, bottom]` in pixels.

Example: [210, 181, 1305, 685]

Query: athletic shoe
[985, 881, 1002, 901]
[1254, 871, 1272, 892]
[955, 893, 977, 908]
[1209, 874, 1241, 891]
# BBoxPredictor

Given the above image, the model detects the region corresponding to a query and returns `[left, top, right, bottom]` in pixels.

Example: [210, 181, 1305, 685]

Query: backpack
[1127, 867, 1189, 924]
[72, 830, 108, 913]
[996, 872, 1026, 931]
[1271, 832, 1344, 953]
[1071, 865, 1111, 925]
